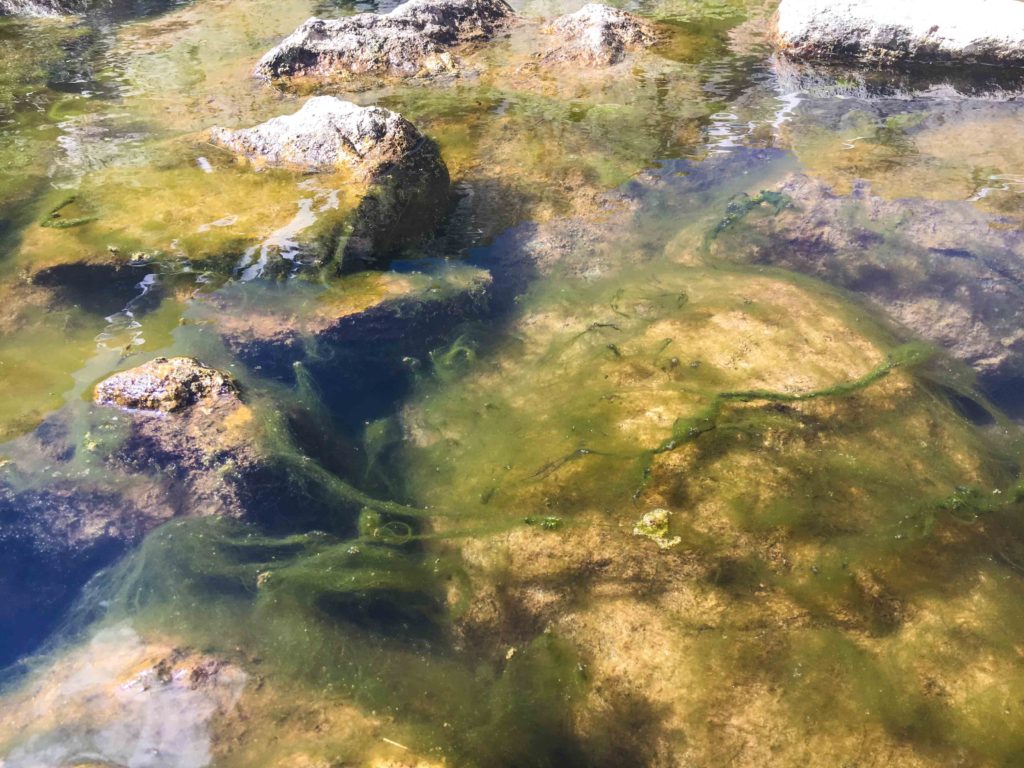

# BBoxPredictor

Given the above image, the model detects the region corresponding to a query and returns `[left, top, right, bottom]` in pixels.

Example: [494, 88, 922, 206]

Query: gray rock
[210, 97, 451, 271]
[709, 174, 1024, 395]
[92, 357, 261, 517]
[772, 0, 1024, 65]
[0, 0, 87, 16]
[542, 4, 658, 66]
[255, 0, 516, 82]
[209, 97, 427, 181]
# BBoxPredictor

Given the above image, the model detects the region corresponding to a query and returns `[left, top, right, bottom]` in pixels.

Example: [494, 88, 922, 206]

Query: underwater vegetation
[1, 0, 1024, 766]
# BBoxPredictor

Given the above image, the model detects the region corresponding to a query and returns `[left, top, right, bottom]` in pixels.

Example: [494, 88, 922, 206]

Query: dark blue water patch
[0, 484, 131, 670]
[31, 261, 159, 316]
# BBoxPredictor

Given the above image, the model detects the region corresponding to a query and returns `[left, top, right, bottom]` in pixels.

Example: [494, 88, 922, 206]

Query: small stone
[93, 357, 239, 413]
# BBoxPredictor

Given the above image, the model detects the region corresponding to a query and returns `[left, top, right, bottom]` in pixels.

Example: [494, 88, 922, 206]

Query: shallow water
[2, 0, 1024, 766]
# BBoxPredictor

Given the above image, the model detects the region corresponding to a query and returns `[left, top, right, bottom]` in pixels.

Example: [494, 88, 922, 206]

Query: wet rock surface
[709, 173, 1024, 396]
[94, 356, 239, 413]
[773, 0, 1024, 65]
[210, 97, 429, 180]
[254, 0, 517, 82]
[541, 4, 658, 66]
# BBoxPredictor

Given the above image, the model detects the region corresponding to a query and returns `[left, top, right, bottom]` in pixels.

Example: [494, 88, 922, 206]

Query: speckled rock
[773, 0, 1024, 65]
[542, 4, 658, 66]
[210, 97, 429, 180]
[93, 356, 239, 413]
[255, 0, 516, 82]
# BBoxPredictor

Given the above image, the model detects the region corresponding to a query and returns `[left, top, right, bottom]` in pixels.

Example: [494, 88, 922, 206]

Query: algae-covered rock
[773, 0, 1024, 65]
[707, 173, 1024, 398]
[389, 156, 1023, 764]
[542, 4, 658, 66]
[92, 356, 267, 519]
[210, 97, 429, 181]
[193, 264, 492, 358]
[632, 508, 681, 549]
[93, 356, 239, 413]
[254, 0, 517, 82]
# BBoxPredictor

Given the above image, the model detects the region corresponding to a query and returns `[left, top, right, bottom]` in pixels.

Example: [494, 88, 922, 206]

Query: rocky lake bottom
[2, 0, 1024, 766]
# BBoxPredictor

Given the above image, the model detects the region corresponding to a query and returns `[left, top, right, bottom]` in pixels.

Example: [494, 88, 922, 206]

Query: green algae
[4, 0, 1024, 765]
[655, 341, 932, 453]
[38, 195, 99, 229]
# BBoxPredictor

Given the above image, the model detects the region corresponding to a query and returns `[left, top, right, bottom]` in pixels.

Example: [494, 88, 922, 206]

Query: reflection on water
[2, 0, 1024, 765]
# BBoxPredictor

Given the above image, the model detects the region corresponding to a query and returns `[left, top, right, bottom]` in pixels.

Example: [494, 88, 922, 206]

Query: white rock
[773, 0, 1024, 64]
[542, 4, 658, 66]
[209, 96, 425, 179]
[255, 0, 516, 81]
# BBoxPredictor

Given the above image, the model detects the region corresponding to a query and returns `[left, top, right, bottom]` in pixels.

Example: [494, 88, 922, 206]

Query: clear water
[2, 0, 1024, 766]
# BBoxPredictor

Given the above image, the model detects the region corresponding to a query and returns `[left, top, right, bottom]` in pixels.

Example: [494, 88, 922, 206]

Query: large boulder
[255, 0, 517, 82]
[772, 0, 1024, 65]
[210, 97, 451, 271]
[541, 4, 658, 66]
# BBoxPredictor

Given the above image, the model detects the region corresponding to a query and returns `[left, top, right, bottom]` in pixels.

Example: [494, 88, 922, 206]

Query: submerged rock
[93, 357, 264, 518]
[0, 477, 174, 667]
[541, 4, 658, 66]
[93, 356, 239, 413]
[773, 0, 1024, 65]
[254, 0, 517, 82]
[210, 97, 427, 181]
[0, 625, 246, 768]
[709, 174, 1024, 395]
[193, 264, 492, 359]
